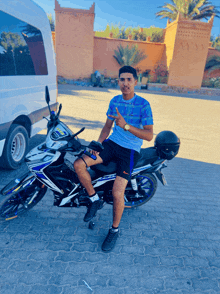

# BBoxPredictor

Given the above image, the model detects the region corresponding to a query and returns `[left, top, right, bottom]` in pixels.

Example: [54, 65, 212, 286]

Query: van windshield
[0, 10, 48, 76]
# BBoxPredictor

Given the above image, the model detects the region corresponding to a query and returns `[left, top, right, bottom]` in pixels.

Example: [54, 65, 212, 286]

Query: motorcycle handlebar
[73, 127, 85, 138]
[57, 104, 62, 117]
[83, 150, 97, 160]
[48, 103, 62, 128]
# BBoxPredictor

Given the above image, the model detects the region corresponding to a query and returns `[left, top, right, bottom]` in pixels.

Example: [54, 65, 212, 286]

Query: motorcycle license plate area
[155, 170, 167, 186]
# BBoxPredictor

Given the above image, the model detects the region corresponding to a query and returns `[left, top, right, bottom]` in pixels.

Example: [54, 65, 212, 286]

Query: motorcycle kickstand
[88, 221, 95, 230]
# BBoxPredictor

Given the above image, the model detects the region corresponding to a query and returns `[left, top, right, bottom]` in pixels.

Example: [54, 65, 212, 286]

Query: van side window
[0, 10, 48, 76]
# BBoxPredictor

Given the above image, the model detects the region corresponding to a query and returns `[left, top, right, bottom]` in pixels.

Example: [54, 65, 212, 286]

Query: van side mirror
[45, 86, 50, 104]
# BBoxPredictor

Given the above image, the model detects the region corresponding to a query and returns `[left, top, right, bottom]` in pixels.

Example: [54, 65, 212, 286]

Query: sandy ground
[41, 85, 220, 165]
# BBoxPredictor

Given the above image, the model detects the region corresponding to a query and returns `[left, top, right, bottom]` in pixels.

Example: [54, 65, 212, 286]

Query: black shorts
[99, 139, 140, 181]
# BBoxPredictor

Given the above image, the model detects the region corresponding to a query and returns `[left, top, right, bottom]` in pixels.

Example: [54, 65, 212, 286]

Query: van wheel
[2, 124, 29, 170]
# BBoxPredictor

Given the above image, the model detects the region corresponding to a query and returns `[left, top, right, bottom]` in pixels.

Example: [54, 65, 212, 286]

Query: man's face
[118, 72, 137, 97]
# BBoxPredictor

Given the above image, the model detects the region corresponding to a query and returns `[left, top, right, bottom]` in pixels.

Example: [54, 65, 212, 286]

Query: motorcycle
[0, 86, 180, 225]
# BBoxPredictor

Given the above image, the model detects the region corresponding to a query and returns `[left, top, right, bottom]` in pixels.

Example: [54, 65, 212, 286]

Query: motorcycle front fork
[129, 178, 140, 198]
[131, 178, 138, 191]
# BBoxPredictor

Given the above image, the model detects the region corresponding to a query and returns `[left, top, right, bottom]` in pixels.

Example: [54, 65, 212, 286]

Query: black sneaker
[101, 228, 119, 252]
[84, 199, 102, 222]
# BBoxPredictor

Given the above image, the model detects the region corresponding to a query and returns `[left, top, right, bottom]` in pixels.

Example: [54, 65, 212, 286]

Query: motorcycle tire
[1, 124, 29, 170]
[0, 181, 47, 221]
[124, 173, 157, 208]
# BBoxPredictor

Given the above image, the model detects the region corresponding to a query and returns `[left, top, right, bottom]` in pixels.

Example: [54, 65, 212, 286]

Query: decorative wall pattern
[165, 13, 214, 88]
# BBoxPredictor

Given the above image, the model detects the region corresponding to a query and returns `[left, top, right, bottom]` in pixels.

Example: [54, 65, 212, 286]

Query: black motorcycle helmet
[154, 131, 180, 160]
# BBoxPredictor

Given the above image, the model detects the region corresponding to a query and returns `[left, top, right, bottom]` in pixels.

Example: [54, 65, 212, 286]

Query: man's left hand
[109, 107, 126, 129]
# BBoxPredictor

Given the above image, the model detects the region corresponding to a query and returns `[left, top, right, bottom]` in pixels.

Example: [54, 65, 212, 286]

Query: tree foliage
[205, 55, 220, 73]
[211, 35, 220, 50]
[47, 13, 55, 31]
[95, 24, 164, 42]
[0, 32, 35, 76]
[0, 32, 26, 75]
[156, 0, 220, 21]
[0, 32, 25, 51]
[113, 44, 147, 66]
[21, 24, 41, 36]
[151, 30, 164, 42]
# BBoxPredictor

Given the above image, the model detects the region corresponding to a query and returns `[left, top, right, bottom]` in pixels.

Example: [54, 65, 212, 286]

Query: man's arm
[127, 124, 153, 141]
[97, 118, 114, 143]
[109, 107, 153, 141]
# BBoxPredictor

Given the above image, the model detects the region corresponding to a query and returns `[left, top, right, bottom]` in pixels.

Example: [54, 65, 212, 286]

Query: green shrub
[202, 77, 220, 88]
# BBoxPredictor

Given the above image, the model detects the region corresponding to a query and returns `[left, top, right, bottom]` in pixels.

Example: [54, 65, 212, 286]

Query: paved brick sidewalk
[0, 157, 219, 294]
[0, 86, 219, 293]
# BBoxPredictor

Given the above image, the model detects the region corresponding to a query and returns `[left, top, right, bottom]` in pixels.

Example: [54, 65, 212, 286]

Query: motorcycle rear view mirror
[45, 86, 52, 114]
[45, 86, 50, 104]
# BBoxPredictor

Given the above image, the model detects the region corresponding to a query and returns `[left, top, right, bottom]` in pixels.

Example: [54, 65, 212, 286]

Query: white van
[0, 0, 57, 169]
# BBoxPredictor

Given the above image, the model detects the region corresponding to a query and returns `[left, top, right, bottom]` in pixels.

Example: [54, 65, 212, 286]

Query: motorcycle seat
[90, 147, 159, 174]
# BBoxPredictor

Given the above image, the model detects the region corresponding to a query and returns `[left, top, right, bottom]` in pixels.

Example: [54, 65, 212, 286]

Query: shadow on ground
[58, 84, 119, 96]
[59, 84, 220, 103]
[60, 115, 104, 130]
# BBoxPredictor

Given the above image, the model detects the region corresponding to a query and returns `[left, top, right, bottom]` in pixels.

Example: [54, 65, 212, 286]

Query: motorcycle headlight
[43, 155, 53, 162]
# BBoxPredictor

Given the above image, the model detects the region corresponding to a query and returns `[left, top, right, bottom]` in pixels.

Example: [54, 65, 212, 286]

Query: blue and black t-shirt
[106, 94, 153, 152]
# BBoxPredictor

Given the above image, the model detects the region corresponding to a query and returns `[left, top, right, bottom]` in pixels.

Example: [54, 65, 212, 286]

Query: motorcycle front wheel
[124, 173, 157, 208]
[0, 181, 47, 221]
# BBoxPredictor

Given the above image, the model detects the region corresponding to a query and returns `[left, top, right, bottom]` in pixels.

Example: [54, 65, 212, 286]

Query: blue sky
[33, 0, 220, 37]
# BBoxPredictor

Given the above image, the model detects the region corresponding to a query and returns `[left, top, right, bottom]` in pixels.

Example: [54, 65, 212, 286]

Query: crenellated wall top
[166, 12, 214, 30]
[94, 36, 165, 45]
[55, 0, 95, 14]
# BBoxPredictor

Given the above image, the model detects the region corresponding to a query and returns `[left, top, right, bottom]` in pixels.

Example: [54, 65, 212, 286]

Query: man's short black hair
[119, 66, 138, 80]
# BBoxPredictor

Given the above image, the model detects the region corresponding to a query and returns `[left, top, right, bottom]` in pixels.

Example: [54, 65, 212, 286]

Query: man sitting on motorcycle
[74, 66, 154, 252]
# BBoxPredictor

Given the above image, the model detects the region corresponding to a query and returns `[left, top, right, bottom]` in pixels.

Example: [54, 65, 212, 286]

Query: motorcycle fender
[1, 172, 36, 196]
[155, 170, 167, 186]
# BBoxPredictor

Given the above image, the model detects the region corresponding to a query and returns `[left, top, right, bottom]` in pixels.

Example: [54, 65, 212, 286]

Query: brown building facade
[54, 0, 219, 89]
[55, 0, 95, 79]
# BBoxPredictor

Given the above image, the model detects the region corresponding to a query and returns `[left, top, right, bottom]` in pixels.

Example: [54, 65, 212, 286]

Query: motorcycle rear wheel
[124, 173, 157, 208]
[0, 181, 47, 221]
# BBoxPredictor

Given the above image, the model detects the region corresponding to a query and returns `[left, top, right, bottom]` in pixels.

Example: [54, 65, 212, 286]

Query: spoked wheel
[124, 173, 157, 208]
[0, 182, 47, 221]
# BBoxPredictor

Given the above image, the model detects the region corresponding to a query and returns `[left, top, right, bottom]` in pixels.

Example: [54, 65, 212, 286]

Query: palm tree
[22, 24, 41, 37]
[205, 55, 220, 73]
[156, 0, 220, 21]
[113, 44, 147, 66]
[211, 35, 220, 50]
[0, 32, 25, 75]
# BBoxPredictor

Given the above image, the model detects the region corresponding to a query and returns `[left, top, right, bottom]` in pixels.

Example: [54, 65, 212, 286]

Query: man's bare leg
[74, 155, 103, 196]
[102, 176, 128, 252]
[74, 155, 103, 222]
[112, 176, 128, 227]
